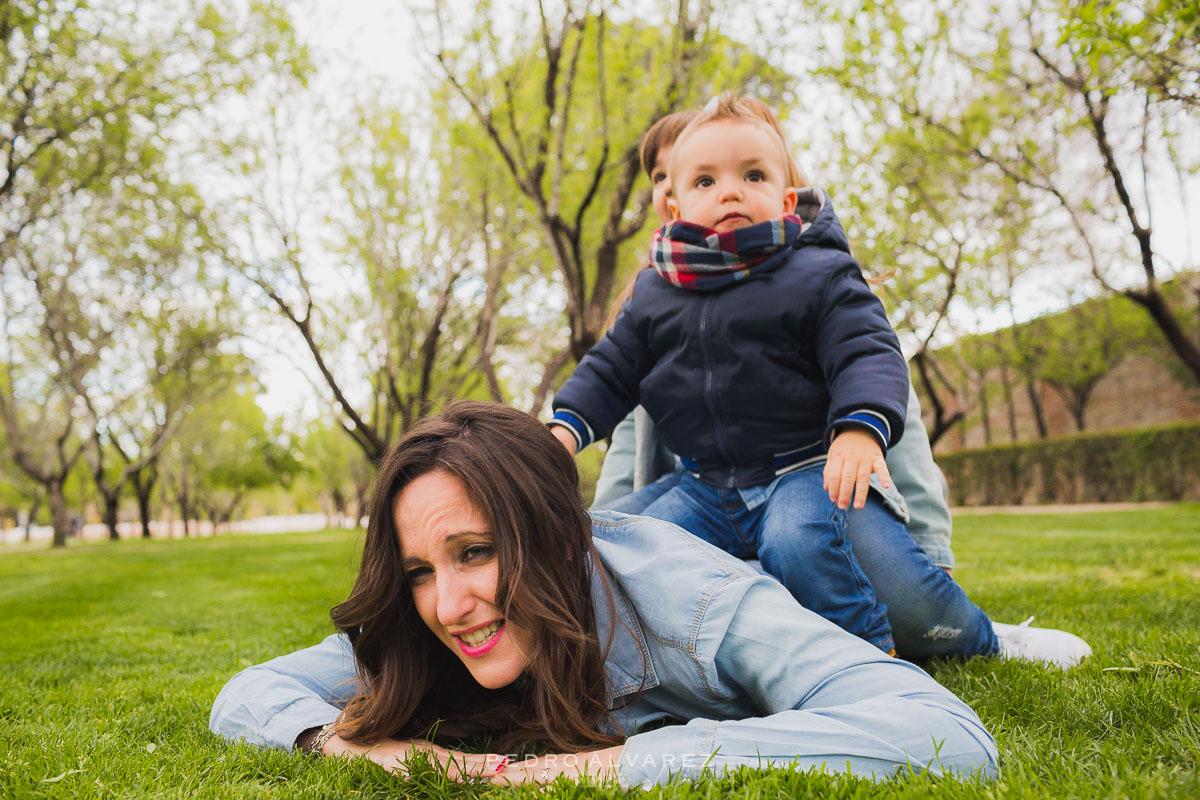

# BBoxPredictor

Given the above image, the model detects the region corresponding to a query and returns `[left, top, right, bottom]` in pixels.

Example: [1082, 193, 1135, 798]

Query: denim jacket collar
[589, 554, 660, 707]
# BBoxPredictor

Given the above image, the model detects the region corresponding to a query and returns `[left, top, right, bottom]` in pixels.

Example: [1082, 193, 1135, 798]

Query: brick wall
[932, 353, 1200, 454]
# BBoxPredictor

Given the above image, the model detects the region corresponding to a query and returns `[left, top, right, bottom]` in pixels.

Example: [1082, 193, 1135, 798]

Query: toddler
[550, 95, 908, 651]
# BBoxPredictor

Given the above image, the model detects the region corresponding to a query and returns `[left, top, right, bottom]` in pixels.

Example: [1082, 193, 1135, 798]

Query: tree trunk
[329, 486, 347, 529]
[911, 351, 964, 448]
[24, 495, 42, 542]
[1071, 380, 1100, 432]
[1026, 380, 1048, 439]
[133, 471, 156, 539]
[354, 479, 370, 530]
[178, 491, 192, 538]
[1125, 286, 1200, 382]
[999, 363, 1018, 442]
[130, 465, 157, 542]
[101, 489, 121, 541]
[48, 480, 70, 548]
[977, 372, 992, 445]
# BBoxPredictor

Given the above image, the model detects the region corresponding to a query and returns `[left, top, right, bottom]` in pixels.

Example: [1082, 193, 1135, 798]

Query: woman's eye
[652, 171, 667, 184]
[404, 566, 432, 584]
[462, 544, 495, 563]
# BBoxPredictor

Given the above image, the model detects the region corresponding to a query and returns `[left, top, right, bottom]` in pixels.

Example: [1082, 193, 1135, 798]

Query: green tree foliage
[213, 83, 519, 461]
[809, 0, 1200, 374]
[0, 0, 307, 546]
[947, 289, 1176, 442]
[423, 1, 799, 408]
[159, 355, 299, 535]
[1035, 297, 1159, 430]
[298, 420, 372, 529]
[215, 3, 804, 472]
[1062, 0, 1200, 111]
[0, 388, 42, 536]
[0, 0, 306, 254]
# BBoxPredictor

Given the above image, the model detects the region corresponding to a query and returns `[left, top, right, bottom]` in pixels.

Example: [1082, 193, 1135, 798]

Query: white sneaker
[993, 616, 1092, 670]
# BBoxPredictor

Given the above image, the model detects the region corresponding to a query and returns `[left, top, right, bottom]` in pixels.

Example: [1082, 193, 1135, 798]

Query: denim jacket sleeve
[208, 633, 361, 750]
[886, 382, 954, 568]
[616, 576, 996, 787]
[591, 411, 637, 510]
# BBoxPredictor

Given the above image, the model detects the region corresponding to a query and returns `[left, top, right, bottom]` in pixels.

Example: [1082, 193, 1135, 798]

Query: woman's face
[395, 469, 532, 690]
[650, 142, 675, 224]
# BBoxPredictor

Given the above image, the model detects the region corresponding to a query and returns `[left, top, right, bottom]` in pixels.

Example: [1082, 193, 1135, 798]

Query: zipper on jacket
[698, 295, 736, 485]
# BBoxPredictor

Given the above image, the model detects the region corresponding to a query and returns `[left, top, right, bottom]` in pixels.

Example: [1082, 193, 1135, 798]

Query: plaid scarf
[649, 215, 806, 291]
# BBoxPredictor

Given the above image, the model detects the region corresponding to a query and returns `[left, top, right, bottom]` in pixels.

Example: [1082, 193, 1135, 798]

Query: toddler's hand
[550, 425, 578, 456]
[823, 428, 890, 510]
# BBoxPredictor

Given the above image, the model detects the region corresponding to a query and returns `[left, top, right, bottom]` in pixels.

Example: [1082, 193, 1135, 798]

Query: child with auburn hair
[549, 94, 908, 651]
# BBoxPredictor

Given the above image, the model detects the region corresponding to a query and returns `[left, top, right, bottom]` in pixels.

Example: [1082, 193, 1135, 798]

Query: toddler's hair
[672, 92, 800, 188]
[739, 97, 808, 189]
[639, 110, 699, 179]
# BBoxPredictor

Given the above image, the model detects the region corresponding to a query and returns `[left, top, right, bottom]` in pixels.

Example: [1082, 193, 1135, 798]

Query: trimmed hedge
[937, 421, 1200, 506]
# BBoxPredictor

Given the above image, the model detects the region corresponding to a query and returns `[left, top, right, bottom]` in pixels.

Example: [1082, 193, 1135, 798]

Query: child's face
[668, 119, 797, 232]
[650, 143, 675, 224]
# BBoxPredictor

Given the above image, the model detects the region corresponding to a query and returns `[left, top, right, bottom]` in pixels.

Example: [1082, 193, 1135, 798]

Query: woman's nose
[435, 571, 475, 625]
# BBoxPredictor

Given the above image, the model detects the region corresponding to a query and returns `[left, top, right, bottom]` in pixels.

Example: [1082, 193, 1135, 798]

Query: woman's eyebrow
[444, 530, 490, 543]
[401, 531, 491, 568]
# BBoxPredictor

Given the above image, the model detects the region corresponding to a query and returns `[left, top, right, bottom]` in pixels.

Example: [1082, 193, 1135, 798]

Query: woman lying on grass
[210, 401, 998, 788]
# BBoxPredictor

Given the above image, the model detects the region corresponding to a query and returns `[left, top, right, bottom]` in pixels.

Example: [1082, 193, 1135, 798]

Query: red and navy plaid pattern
[649, 215, 806, 290]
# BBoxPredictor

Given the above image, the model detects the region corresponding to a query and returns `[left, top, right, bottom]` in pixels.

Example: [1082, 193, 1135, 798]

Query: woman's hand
[321, 734, 507, 781]
[490, 745, 624, 786]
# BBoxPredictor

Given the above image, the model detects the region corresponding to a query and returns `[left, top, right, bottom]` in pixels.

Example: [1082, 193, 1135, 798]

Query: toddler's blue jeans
[625, 465, 998, 659]
[641, 467, 895, 652]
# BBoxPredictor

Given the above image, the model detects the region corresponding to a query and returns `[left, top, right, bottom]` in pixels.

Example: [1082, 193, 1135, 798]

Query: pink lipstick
[456, 622, 505, 657]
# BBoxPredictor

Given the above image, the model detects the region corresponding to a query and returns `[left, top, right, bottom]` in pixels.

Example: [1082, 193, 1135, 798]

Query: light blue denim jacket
[593, 380, 956, 569]
[209, 512, 995, 788]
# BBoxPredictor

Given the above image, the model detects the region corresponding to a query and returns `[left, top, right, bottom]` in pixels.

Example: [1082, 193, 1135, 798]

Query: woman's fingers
[488, 747, 621, 786]
[439, 751, 507, 781]
[489, 755, 556, 786]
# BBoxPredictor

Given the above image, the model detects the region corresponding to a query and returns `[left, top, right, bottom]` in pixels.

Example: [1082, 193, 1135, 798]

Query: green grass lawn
[1, 506, 1198, 799]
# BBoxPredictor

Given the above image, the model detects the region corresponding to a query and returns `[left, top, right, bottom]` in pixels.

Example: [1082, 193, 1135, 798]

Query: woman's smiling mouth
[455, 621, 505, 656]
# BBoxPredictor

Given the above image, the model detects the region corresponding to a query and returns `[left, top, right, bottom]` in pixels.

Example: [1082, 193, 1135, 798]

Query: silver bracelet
[306, 722, 339, 756]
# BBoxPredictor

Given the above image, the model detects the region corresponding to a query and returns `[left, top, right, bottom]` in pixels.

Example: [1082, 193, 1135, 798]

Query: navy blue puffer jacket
[552, 196, 908, 488]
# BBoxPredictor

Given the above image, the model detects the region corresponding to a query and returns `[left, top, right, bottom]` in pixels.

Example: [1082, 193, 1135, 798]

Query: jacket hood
[793, 187, 851, 254]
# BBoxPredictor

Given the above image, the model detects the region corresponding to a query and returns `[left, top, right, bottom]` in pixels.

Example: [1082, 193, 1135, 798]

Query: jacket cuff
[265, 697, 342, 751]
[826, 409, 890, 451]
[548, 410, 594, 451]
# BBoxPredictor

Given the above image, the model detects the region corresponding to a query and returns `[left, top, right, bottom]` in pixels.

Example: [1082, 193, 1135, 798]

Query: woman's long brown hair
[330, 401, 620, 753]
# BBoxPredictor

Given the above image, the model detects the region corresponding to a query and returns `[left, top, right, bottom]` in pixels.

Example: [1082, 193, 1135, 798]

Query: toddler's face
[650, 144, 675, 224]
[668, 119, 797, 232]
